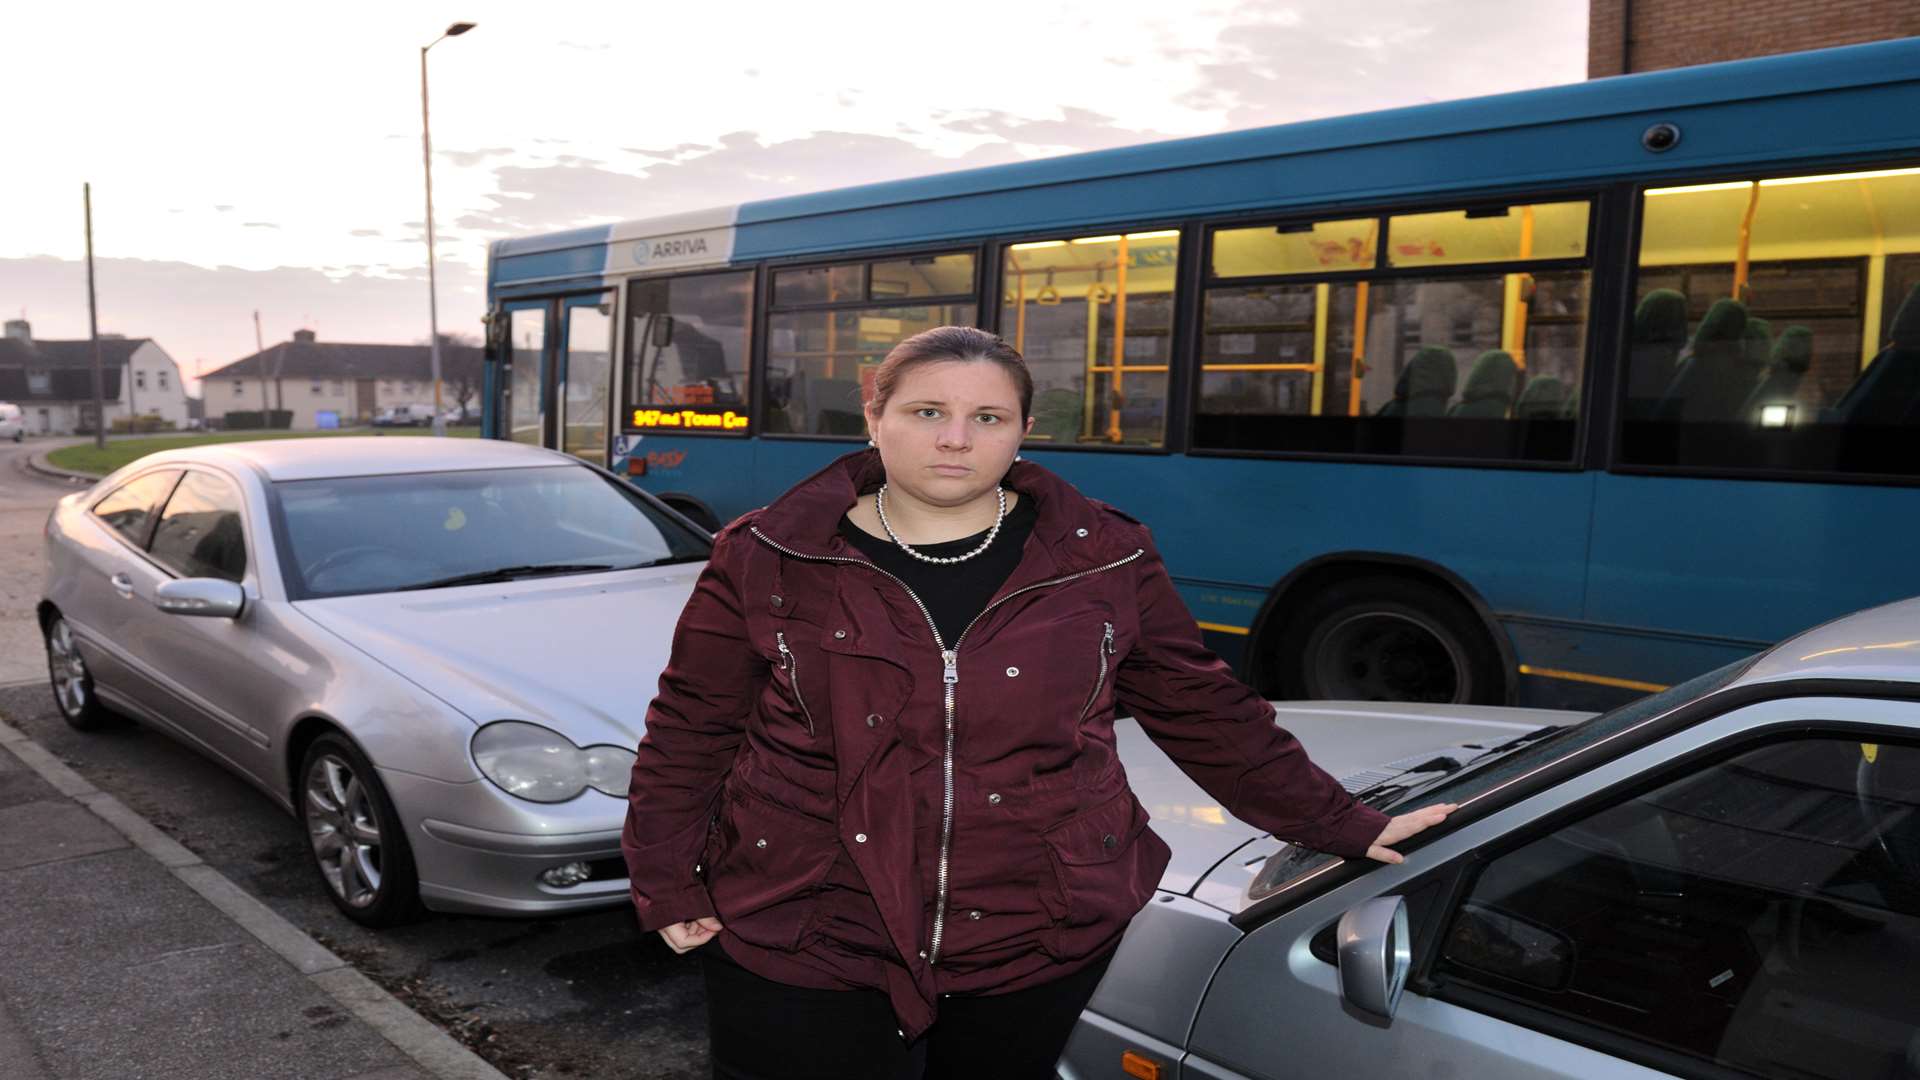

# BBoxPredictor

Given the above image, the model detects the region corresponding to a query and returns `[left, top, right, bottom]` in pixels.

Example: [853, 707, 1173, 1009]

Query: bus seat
[1448, 350, 1519, 418]
[1832, 283, 1920, 426]
[804, 377, 866, 435]
[1742, 316, 1774, 374]
[1739, 326, 1814, 423]
[1514, 375, 1570, 419]
[1625, 289, 1690, 419]
[1656, 298, 1754, 423]
[1377, 346, 1456, 418]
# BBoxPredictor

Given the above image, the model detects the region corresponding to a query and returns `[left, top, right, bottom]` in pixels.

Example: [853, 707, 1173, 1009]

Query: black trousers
[701, 945, 1114, 1080]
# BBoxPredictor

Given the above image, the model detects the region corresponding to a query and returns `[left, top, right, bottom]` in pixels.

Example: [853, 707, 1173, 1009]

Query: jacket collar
[750, 449, 1130, 574]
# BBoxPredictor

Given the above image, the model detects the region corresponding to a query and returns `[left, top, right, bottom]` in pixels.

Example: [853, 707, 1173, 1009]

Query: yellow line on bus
[1195, 621, 1251, 636]
[1517, 665, 1667, 694]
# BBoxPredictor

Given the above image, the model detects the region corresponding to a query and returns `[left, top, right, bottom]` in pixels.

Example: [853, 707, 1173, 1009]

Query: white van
[0, 402, 23, 442]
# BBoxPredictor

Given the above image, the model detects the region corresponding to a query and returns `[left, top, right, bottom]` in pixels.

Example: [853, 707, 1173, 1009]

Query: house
[200, 330, 484, 430]
[0, 319, 191, 434]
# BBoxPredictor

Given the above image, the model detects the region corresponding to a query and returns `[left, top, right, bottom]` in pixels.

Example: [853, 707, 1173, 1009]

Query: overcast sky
[0, 0, 1586, 392]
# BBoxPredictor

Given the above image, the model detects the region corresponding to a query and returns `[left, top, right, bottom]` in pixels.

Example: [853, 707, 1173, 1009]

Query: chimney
[3, 319, 27, 341]
[292, 329, 316, 344]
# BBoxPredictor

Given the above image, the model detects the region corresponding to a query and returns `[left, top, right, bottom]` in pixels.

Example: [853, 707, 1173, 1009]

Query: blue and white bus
[482, 38, 1920, 710]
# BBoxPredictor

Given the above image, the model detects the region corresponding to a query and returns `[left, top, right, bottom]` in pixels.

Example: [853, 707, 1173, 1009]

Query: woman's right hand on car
[660, 916, 725, 954]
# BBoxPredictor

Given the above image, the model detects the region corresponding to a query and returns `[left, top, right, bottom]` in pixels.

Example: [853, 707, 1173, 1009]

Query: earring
[1014, 454, 1022, 461]
[868, 439, 876, 447]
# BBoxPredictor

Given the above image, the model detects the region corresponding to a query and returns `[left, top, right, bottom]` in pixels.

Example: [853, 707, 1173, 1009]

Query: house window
[233, 380, 244, 397]
[157, 371, 169, 391]
[401, 381, 416, 394]
[330, 380, 344, 395]
[135, 371, 147, 391]
[310, 381, 324, 395]
[27, 371, 50, 395]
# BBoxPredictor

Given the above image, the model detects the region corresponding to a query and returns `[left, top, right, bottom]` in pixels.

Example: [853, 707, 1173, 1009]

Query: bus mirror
[652, 315, 675, 349]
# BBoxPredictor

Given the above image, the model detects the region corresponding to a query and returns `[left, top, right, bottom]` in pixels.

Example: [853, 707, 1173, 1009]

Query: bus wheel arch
[1246, 555, 1516, 706]
[656, 493, 722, 534]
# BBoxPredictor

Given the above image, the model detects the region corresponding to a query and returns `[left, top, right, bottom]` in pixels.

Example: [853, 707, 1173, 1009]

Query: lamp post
[421, 20, 475, 437]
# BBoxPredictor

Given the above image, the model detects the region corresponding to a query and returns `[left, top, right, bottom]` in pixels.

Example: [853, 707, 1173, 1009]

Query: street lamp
[421, 20, 475, 437]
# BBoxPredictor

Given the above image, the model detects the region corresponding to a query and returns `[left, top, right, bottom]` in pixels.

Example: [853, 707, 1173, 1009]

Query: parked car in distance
[372, 403, 437, 428]
[39, 437, 709, 925]
[0, 401, 23, 441]
[1071, 599, 1920, 1080]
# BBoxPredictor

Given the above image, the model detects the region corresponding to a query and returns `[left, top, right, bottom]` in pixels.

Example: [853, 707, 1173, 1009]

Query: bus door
[491, 290, 615, 463]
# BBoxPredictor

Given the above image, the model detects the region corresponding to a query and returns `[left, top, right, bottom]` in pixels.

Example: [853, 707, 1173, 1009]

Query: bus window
[1001, 230, 1179, 448]
[506, 307, 546, 446]
[625, 270, 754, 434]
[1196, 207, 1591, 461]
[765, 252, 977, 437]
[1386, 201, 1590, 268]
[563, 300, 612, 464]
[1621, 165, 1920, 478]
[1211, 218, 1376, 278]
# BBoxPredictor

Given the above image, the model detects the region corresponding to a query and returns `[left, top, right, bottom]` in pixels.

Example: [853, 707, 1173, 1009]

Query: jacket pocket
[705, 786, 839, 952]
[772, 631, 816, 736]
[1039, 786, 1171, 960]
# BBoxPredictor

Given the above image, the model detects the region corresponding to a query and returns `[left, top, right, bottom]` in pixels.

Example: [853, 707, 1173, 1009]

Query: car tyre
[45, 615, 119, 730]
[1275, 576, 1506, 705]
[299, 732, 423, 927]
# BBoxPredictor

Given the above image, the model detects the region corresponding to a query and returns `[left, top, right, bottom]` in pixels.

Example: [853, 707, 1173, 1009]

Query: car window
[1248, 658, 1759, 904]
[149, 471, 248, 583]
[273, 464, 711, 599]
[91, 470, 183, 548]
[1435, 733, 1920, 1079]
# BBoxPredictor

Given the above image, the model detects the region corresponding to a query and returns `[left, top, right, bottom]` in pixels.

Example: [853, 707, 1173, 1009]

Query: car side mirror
[154, 578, 245, 619]
[1337, 895, 1411, 1021]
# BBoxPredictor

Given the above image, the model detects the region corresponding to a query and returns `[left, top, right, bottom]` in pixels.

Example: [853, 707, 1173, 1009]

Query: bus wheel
[1275, 576, 1503, 705]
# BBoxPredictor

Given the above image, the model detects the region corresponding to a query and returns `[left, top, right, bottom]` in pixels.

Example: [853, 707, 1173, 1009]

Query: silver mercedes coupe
[38, 437, 707, 926]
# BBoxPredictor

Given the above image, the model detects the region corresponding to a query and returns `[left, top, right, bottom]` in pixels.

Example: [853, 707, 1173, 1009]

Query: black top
[840, 493, 1039, 648]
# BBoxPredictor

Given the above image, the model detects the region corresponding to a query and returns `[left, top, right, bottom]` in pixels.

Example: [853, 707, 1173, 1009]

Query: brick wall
[1589, 0, 1920, 77]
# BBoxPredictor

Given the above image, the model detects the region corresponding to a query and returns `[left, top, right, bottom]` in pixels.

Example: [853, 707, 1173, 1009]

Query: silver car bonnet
[293, 564, 703, 747]
[1117, 702, 1582, 903]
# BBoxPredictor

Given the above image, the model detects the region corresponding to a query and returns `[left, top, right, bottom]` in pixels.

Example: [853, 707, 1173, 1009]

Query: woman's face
[867, 359, 1033, 507]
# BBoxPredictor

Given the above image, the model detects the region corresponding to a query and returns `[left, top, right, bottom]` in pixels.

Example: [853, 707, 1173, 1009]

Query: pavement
[0, 699, 509, 1080]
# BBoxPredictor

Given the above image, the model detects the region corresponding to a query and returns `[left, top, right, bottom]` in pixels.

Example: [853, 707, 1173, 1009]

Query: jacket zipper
[774, 631, 815, 736]
[1080, 621, 1116, 720]
[751, 525, 1143, 966]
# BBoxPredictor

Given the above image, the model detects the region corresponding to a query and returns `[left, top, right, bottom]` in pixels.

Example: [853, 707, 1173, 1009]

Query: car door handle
[110, 572, 134, 598]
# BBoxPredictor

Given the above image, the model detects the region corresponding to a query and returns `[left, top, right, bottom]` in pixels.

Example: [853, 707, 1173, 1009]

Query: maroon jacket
[622, 450, 1387, 1036]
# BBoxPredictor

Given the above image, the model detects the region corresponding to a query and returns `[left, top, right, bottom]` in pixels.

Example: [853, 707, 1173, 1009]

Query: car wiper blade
[1466, 724, 1565, 764]
[396, 563, 620, 591]
[623, 554, 707, 568]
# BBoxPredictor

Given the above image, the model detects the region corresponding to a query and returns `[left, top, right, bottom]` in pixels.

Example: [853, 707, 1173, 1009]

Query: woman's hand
[659, 916, 724, 954]
[1365, 803, 1459, 864]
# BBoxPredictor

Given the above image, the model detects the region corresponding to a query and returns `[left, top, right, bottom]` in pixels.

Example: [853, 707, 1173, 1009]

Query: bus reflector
[1121, 1051, 1161, 1079]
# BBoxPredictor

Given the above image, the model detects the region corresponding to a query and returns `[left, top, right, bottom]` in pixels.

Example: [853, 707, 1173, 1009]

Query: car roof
[1736, 595, 1920, 689]
[127, 436, 578, 482]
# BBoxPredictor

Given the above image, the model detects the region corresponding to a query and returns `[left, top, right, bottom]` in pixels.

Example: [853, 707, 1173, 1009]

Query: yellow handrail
[1348, 280, 1371, 417]
[1733, 182, 1761, 301]
[1108, 235, 1129, 442]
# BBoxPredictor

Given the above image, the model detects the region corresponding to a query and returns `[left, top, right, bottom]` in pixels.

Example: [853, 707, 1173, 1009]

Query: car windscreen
[273, 464, 710, 599]
[1245, 655, 1760, 904]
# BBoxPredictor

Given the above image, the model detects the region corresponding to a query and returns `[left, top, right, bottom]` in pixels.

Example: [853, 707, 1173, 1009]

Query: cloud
[933, 106, 1177, 153]
[242, 222, 280, 229]
[454, 129, 1034, 235]
[1177, 0, 1585, 127]
[349, 228, 382, 237]
[0, 255, 484, 389]
[439, 146, 515, 167]
[213, 205, 234, 212]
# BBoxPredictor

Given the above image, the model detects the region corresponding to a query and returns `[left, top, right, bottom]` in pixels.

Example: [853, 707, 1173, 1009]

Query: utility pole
[254, 310, 269, 427]
[84, 184, 105, 451]
[421, 21, 476, 438]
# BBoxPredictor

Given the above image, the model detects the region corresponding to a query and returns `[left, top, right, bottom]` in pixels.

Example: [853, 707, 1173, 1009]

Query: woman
[622, 327, 1453, 1079]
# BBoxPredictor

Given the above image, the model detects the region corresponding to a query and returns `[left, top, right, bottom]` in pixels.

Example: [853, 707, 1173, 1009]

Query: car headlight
[471, 721, 634, 802]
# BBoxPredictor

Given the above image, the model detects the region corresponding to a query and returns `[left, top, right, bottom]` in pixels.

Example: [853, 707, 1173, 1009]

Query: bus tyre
[1275, 577, 1504, 705]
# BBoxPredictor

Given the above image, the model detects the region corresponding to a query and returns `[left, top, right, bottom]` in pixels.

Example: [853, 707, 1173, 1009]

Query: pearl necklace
[875, 484, 1007, 565]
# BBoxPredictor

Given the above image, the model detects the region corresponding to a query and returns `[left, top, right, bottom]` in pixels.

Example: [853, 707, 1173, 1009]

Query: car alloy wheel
[299, 734, 421, 926]
[45, 616, 114, 730]
[305, 752, 386, 907]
